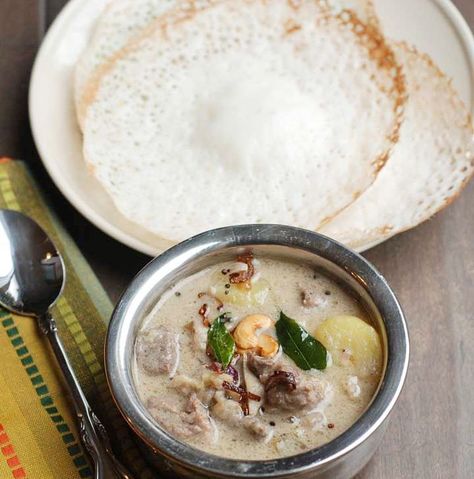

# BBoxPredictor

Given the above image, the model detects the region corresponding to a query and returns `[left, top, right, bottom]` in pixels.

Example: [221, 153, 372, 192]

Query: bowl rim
[106, 224, 409, 477]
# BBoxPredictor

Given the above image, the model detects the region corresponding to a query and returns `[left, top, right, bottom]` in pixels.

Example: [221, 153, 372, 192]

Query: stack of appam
[75, 0, 474, 250]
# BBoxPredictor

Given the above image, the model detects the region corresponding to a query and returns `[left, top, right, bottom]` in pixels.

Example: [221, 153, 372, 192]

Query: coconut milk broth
[133, 257, 382, 460]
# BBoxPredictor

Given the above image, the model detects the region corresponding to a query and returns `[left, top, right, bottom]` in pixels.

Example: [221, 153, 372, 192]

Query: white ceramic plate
[29, 0, 474, 256]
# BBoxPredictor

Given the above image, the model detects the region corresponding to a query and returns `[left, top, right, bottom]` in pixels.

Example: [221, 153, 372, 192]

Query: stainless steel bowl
[106, 225, 409, 479]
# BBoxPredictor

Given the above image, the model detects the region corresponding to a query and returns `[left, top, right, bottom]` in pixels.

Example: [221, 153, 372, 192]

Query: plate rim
[29, 0, 160, 257]
[29, 0, 474, 256]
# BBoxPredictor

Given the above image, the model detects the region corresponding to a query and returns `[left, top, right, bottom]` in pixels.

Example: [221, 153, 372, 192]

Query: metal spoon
[0, 209, 133, 479]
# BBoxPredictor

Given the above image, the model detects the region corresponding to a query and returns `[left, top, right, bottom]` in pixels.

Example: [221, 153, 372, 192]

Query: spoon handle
[39, 313, 133, 479]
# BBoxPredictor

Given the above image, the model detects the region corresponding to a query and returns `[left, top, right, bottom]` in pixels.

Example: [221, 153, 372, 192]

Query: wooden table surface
[1, 1, 473, 477]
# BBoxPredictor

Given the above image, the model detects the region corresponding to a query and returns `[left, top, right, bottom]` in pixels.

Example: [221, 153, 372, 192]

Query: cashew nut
[233, 314, 273, 350]
[257, 334, 279, 357]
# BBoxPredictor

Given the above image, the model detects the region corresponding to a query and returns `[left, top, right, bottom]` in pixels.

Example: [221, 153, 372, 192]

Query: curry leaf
[207, 313, 235, 368]
[276, 312, 327, 370]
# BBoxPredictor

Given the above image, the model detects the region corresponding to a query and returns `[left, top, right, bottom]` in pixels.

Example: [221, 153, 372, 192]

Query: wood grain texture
[0, 0, 473, 477]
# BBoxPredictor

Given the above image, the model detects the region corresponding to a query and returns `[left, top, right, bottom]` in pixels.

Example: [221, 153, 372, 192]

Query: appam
[320, 42, 474, 248]
[82, 0, 404, 242]
[75, 0, 380, 130]
[75, 0, 180, 129]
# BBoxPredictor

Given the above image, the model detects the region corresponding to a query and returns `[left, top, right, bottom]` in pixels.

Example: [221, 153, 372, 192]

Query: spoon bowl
[0, 209, 64, 316]
[0, 209, 132, 479]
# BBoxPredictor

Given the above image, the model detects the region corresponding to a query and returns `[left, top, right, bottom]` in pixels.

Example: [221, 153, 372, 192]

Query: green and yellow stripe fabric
[0, 159, 155, 478]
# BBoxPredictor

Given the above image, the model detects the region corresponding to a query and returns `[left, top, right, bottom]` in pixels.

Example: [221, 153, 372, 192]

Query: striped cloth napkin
[0, 159, 155, 478]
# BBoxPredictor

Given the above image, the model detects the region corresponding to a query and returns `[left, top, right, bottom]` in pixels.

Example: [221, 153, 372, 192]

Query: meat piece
[266, 377, 329, 412]
[136, 327, 180, 377]
[147, 393, 216, 441]
[211, 391, 243, 425]
[265, 371, 297, 393]
[211, 393, 272, 443]
[182, 394, 215, 436]
[171, 373, 225, 405]
[247, 352, 330, 412]
[243, 417, 274, 443]
[247, 352, 283, 382]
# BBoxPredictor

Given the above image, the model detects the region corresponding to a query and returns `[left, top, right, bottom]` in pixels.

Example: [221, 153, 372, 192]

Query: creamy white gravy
[133, 257, 382, 459]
